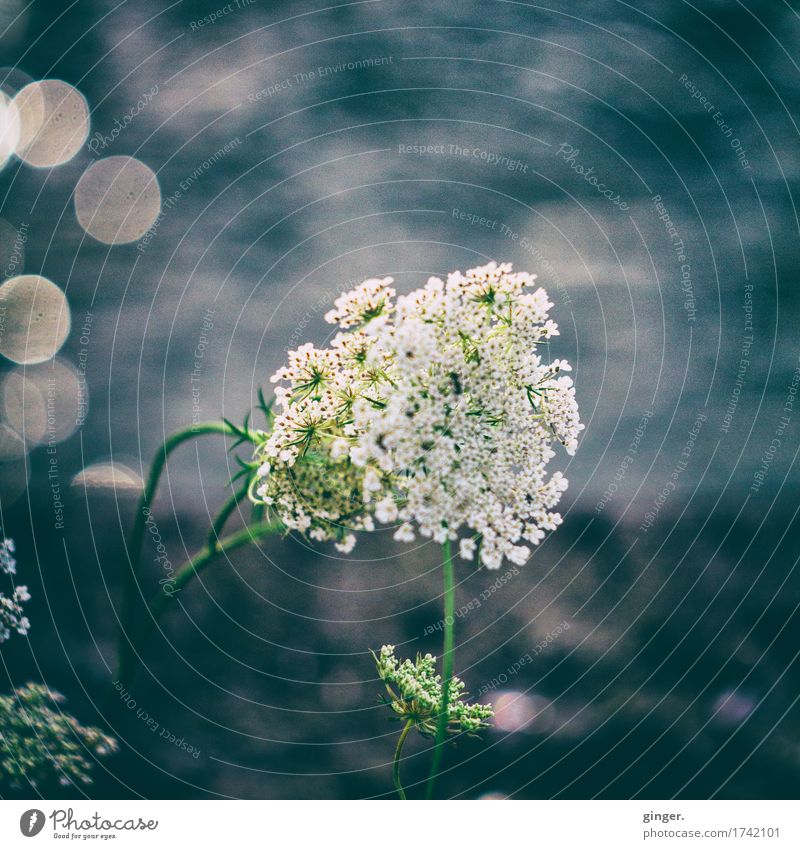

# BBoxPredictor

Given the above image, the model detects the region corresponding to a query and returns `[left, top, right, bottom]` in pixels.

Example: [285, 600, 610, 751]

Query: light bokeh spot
[0, 274, 71, 364]
[493, 691, 552, 734]
[13, 79, 89, 167]
[1, 357, 82, 447]
[0, 422, 26, 459]
[0, 91, 20, 170]
[0, 371, 44, 446]
[72, 461, 144, 493]
[712, 689, 756, 726]
[74, 155, 161, 244]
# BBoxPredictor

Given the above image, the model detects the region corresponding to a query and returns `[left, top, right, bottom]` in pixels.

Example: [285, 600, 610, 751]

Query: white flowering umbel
[0, 539, 29, 643]
[252, 263, 582, 570]
[0, 684, 118, 791]
[351, 262, 582, 569]
[250, 281, 396, 553]
[374, 645, 492, 735]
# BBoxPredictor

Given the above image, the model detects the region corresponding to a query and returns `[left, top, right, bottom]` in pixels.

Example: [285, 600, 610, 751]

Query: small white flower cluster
[324, 276, 395, 329]
[0, 683, 118, 790]
[0, 539, 29, 643]
[252, 263, 582, 568]
[374, 645, 493, 735]
[251, 315, 395, 552]
[0, 538, 15, 573]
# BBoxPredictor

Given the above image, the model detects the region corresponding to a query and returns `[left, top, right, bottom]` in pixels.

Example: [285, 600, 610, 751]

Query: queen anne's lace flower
[324, 276, 395, 329]
[250, 325, 394, 551]
[0, 684, 118, 790]
[251, 262, 582, 568]
[0, 539, 29, 643]
[374, 645, 492, 735]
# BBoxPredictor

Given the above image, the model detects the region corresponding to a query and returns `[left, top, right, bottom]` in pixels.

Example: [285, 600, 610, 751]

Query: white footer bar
[2, 799, 796, 847]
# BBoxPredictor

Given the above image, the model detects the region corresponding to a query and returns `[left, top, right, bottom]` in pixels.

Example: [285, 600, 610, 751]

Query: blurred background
[0, 0, 799, 799]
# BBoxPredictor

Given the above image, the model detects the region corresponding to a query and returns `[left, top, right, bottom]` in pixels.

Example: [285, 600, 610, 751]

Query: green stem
[116, 518, 281, 688]
[206, 481, 251, 553]
[149, 518, 281, 625]
[121, 421, 245, 647]
[392, 719, 413, 800]
[426, 538, 455, 800]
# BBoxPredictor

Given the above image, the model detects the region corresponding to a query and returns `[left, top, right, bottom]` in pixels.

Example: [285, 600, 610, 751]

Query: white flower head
[0, 539, 29, 644]
[251, 263, 582, 569]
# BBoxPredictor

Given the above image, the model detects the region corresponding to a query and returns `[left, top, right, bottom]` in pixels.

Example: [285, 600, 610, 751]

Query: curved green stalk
[393, 719, 413, 800]
[206, 481, 251, 553]
[121, 421, 246, 644]
[116, 518, 282, 688]
[426, 539, 455, 800]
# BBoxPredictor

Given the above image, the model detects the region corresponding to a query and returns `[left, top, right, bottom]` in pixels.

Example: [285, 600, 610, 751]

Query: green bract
[374, 645, 493, 736]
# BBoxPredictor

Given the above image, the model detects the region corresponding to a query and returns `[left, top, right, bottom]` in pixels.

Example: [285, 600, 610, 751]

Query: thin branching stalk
[116, 518, 281, 688]
[120, 421, 245, 650]
[116, 419, 260, 689]
[206, 481, 251, 553]
[426, 538, 455, 799]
